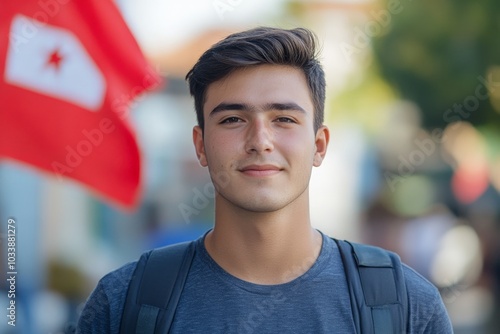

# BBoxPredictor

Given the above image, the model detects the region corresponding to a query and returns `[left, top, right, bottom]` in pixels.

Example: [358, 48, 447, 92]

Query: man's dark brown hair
[185, 27, 326, 132]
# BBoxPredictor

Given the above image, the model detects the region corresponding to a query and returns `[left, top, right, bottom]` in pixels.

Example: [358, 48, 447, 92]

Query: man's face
[193, 64, 329, 213]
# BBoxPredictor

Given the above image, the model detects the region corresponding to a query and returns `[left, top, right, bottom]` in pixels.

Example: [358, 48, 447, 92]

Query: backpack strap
[120, 241, 196, 334]
[334, 239, 408, 334]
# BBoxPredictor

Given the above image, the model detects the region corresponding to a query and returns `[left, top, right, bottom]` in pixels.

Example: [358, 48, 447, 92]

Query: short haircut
[185, 27, 326, 132]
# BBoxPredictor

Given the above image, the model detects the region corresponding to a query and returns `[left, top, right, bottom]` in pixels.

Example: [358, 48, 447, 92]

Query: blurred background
[1, 0, 499, 333]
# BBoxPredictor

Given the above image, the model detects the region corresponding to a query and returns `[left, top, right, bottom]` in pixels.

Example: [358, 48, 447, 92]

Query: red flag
[0, 0, 161, 208]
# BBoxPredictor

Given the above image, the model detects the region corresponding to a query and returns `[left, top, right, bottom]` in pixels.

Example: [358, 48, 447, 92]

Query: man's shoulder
[89, 260, 138, 312]
[77, 261, 138, 333]
[402, 263, 453, 332]
[98, 261, 137, 291]
[402, 263, 441, 301]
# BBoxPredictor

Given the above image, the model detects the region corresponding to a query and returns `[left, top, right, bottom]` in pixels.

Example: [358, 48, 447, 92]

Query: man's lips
[239, 165, 282, 177]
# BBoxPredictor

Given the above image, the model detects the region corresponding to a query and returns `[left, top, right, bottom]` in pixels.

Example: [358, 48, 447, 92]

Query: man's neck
[204, 195, 323, 285]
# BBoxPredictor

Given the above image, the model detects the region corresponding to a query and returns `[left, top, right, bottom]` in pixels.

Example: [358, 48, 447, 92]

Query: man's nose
[245, 119, 274, 154]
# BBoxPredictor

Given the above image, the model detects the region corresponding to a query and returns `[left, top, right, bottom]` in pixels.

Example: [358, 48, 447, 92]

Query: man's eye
[275, 117, 295, 123]
[220, 117, 242, 124]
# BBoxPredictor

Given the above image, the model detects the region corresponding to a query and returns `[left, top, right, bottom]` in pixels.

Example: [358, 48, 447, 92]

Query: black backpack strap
[334, 239, 408, 334]
[120, 241, 196, 334]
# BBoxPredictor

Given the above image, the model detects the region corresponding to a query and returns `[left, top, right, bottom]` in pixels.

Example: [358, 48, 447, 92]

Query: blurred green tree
[373, 0, 500, 130]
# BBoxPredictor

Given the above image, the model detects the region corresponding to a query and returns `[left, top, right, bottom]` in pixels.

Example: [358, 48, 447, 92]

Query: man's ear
[193, 126, 208, 167]
[313, 125, 329, 167]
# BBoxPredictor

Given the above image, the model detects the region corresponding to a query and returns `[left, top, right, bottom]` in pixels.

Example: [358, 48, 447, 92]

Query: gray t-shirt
[77, 232, 453, 333]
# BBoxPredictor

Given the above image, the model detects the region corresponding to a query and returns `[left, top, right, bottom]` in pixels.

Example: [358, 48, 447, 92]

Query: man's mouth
[239, 164, 282, 177]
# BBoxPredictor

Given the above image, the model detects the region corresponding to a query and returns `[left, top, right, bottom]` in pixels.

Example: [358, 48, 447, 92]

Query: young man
[77, 27, 453, 333]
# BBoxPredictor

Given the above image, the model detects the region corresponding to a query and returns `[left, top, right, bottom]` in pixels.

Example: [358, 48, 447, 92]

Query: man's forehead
[203, 65, 313, 114]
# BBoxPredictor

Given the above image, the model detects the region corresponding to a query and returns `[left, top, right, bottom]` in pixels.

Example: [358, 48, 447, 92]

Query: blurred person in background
[77, 27, 452, 333]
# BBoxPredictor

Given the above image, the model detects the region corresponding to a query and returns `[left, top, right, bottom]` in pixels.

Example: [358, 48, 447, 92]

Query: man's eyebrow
[264, 102, 306, 113]
[210, 103, 253, 116]
[209, 102, 306, 116]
